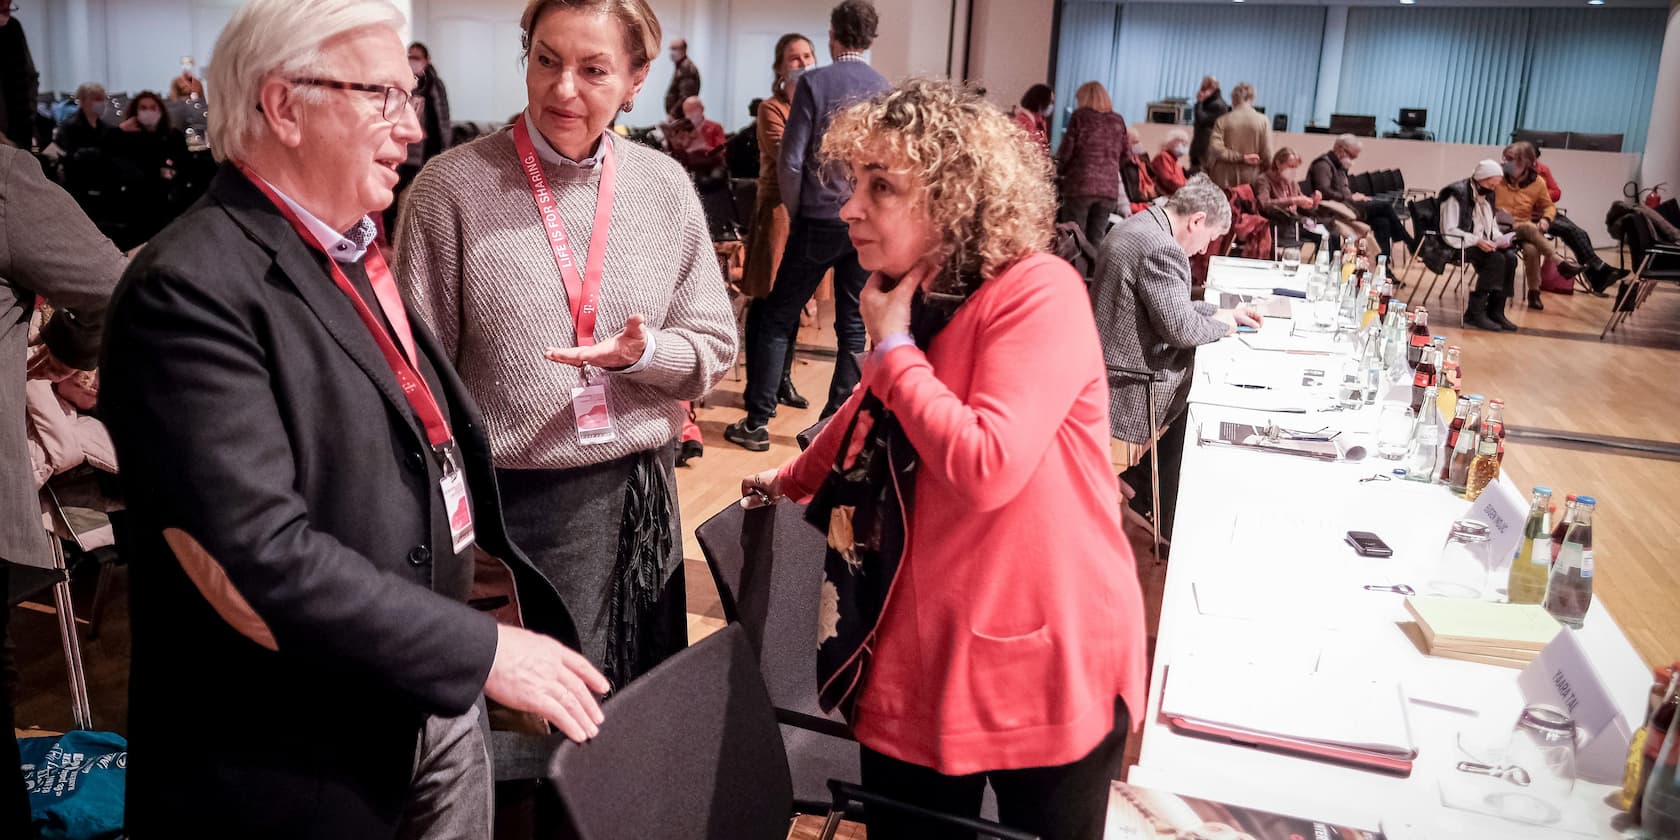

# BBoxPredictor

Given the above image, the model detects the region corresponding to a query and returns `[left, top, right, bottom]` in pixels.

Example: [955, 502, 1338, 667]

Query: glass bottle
[1383, 303, 1409, 378]
[1439, 345, 1462, 417]
[1485, 398, 1508, 463]
[1462, 418, 1502, 501]
[1642, 684, 1680, 836]
[1360, 322, 1384, 405]
[1544, 496, 1596, 628]
[1551, 495, 1578, 566]
[1410, 344, 1438, 415]
[1404, 412, 1440, 482]
[1506, 486, 1554, 604]
[1360, 281, 1383, 330]
[1630, 666, 1679, 816]
[1440, 396, 1476, 483]
[1407, 307, 1431, 369]
[1447, 395, 1486, 493]
[1341, 242, 1357, 283]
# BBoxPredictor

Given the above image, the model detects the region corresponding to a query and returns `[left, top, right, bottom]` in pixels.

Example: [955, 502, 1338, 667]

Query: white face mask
[1131, 143, 1144, 157]
[1171, 143, 1187, 157]
[137, 110, 161, 129]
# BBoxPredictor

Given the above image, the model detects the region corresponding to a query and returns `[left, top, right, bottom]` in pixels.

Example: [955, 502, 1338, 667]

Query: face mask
[1171, 143, 1187, 157]
[1131, 143, 1144, 157]
[410, 59, 426, 77]
[1502, 161, 1520, 178]
[137, 110, 161, 129]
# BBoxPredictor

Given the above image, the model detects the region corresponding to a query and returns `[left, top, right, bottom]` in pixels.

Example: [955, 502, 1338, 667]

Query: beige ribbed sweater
[394, 128, 737, 470]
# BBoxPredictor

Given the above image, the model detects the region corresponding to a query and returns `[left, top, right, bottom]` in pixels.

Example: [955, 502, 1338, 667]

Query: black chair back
[1349, 171, 1374, 196]
[695, 500, 859, 808]
[797, 416, 832, 451]
[731, 178, 758, 240]
[547, 624, 794, 840]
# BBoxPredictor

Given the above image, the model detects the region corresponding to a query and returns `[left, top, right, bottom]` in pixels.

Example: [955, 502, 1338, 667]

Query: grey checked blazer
[0, 146, 123, 568]
[1089, 206, 1229, 444]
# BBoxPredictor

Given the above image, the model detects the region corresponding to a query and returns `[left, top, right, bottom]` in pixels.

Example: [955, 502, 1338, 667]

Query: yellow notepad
[1404, 596, 1562, 653]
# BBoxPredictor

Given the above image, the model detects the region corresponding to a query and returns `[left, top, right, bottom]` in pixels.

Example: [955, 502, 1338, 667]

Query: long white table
[1128, 257, 1651, 839]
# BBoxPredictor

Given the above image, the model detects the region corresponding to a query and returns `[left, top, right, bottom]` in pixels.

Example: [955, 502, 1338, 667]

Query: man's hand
[545, 314, 649, 371]
[26, 345, 78, 382]
[1234, 307, 1264, 329]
[1243, 153, 1262, 165]
[1476, 240, 1498, 253]
[484, 625, 610, 743]
[1352, 192, 1369, 202]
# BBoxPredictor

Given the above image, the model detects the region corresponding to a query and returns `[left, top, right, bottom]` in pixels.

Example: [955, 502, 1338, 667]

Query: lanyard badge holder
[513, 118, 620, 447]
[436, 442, 476, 553]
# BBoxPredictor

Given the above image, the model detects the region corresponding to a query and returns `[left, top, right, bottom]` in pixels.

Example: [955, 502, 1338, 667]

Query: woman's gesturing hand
[544, 314, 649, 370]
[860, 262, 935, 344]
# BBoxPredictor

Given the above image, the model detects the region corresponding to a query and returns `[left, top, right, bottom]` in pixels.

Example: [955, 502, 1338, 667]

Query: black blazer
[99, 165, 577, 839]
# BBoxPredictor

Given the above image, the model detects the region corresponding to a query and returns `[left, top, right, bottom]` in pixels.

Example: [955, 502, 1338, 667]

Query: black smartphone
[1345, 531, 1394, 558]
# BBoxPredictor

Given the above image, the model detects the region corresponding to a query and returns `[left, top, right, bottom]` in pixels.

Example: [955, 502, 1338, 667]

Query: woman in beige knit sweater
[394, 0, 736, 687]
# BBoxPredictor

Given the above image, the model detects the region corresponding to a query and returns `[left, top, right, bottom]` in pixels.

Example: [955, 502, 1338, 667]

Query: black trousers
[1464, 247, 1518, 294]
[1354, 199, 1410, 262]
[1119, 406, 1190, 543]
[743, 218, 868, 424]
[1059, 196, 1117, 251]
[0, 563, 34, 838]
[1548, 215, 1604, 268]
[859, 700, 1129, 840]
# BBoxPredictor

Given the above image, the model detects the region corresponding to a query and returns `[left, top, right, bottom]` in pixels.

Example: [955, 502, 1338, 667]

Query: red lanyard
[236, 163, 454, 452]
[511, 118, 616, 347]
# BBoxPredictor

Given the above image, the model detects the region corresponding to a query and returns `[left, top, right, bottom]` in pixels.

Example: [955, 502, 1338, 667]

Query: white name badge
[572, 381, 618, 446]
[1468, 475, 1527, 570]
[1517, 627, 1633, 784]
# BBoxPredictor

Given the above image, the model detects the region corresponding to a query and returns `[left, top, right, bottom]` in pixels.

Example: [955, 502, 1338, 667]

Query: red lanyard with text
[511, 118, 617, 348]
[236, 163, 454, 455]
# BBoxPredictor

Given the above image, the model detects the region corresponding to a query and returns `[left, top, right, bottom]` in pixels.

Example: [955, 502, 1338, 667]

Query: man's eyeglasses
[290, 77, 419, 122]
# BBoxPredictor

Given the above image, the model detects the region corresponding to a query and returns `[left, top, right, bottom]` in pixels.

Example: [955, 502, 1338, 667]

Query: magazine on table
[1108, 780, 1384, 840]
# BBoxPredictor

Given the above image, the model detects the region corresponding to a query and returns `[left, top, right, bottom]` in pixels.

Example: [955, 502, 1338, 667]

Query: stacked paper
[1403, 596, 1563, 668]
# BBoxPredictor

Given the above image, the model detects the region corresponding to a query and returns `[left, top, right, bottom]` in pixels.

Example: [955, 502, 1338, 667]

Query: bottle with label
[1410, 344, 1439, 415]
[1440, 396, 1477, 483]
[1341, 242, 1358, 283]
[1506, 486, 1554, 604]
[1439, 345, 1463, 417]
[1360, 282, 1383, 330]
[1447, 395, 1486, 493]
[1641, 678, 1680, 834]
[1407, 307, 1431, 369]
[1360, 322, 1384, 405]
[1544, 495, 1595, 628]
[1628, 665, 1679, 815]
[1383, 303, 1409, 378]
[1462, 417, 1502, 501]
[1480, 398, 1506, 458]
[1404, 398, 1441, 482]
[1551, 494, 1579, 566]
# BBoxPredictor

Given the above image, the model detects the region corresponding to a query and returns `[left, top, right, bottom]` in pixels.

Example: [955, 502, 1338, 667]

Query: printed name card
[1469, 476, 1527, 570]
[1517, 627, 1632, 784]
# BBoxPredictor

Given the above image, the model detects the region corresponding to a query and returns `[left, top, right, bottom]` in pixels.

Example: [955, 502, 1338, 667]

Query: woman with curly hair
[742, 78, 1147, 840]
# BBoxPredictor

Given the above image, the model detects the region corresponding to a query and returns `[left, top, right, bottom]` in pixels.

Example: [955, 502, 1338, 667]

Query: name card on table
[1517, 627, 1633, 784]
[1468, 476, 1527, 570]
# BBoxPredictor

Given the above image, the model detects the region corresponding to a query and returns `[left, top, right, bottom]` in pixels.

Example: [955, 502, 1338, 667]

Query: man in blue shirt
[727, 0, 887, 451]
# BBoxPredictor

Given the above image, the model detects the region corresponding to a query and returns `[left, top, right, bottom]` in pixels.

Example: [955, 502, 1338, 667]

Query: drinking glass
[1281, 246, 1301, 275]
[1376, 402, 1415, 460]
[1484, 705, 1577, 825]
[1428, 519, 1492, 598]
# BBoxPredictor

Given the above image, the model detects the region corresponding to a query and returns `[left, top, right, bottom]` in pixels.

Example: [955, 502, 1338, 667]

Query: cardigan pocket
[966, 623, 1055, 731]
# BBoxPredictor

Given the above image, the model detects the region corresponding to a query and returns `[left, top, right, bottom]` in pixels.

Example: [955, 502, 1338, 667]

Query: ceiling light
[1400, 0, 1415, 5]
[1587, 0, 1605, 5]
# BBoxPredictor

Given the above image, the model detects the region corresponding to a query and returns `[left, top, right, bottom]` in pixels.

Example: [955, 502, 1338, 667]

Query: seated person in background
[1121, 128, 1157, 213]
[742, 78, 1147, 840]
[666, 94, 727, 174]
[54, 83, 114, 157]
[1253, 147, 1326, 259]
[1496, 141, 1623, 295]
[1534, 145, 1561, 203]
[111, 90, 189, 239]
[1491, 140, 1581, 311]
[1092, 173, 1260, 543]
[1441, 160, 1520, 332]
[1150, 129, 1189, 196]
[167, 62, 204, 101]
[1308, 134, 1417, 265]
[1204, 82, 1268, 191]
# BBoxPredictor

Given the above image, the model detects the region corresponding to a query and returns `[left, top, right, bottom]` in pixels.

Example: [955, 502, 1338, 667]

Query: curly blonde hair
[820, 77, 1056, 292]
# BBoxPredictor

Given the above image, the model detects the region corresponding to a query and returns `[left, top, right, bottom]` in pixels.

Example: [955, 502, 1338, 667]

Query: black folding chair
[1601, 213, 1680, 338]
[531, 625, 1036, 840]
[796, 416, 831, 451]
[1402, 196, 1468, 308]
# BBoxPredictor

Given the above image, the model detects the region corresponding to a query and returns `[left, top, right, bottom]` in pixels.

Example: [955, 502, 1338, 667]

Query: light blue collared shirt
[255, 175, 375, 264]
[518, 112, 654, 373]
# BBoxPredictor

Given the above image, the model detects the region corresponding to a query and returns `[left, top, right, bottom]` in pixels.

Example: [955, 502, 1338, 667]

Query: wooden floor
[10, 263, 1677, 837]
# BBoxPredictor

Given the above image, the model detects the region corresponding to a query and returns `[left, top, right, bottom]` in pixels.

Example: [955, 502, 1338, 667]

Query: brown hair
[129, 90, 172, 134]
[1231, 82, 1255, 107]
[772, 32, 813, 97]
[1074, 81, 1112, 114]
[1270, 146, 1300, 171]
[520, 0, 662, 70]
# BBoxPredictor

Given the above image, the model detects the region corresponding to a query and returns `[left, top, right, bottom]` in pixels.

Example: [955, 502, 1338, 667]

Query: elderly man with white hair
[1308, 133, 1418, 265]
[97, 0, 609, 837]
[1090, 173, 1261, 544]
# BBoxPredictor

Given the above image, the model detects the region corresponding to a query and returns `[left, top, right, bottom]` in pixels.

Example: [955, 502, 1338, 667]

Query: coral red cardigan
[778, 252, 1148, 775]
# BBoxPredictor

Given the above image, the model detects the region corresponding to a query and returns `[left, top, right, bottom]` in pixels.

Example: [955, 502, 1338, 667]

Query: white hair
[1334, 133, 1363, 154]
[207, 0, 406, 162]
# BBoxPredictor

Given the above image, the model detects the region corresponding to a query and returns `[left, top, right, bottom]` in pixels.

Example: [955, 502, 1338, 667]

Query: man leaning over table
[1091, 173, 1261, 547]
[97, 1, 607, 837]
